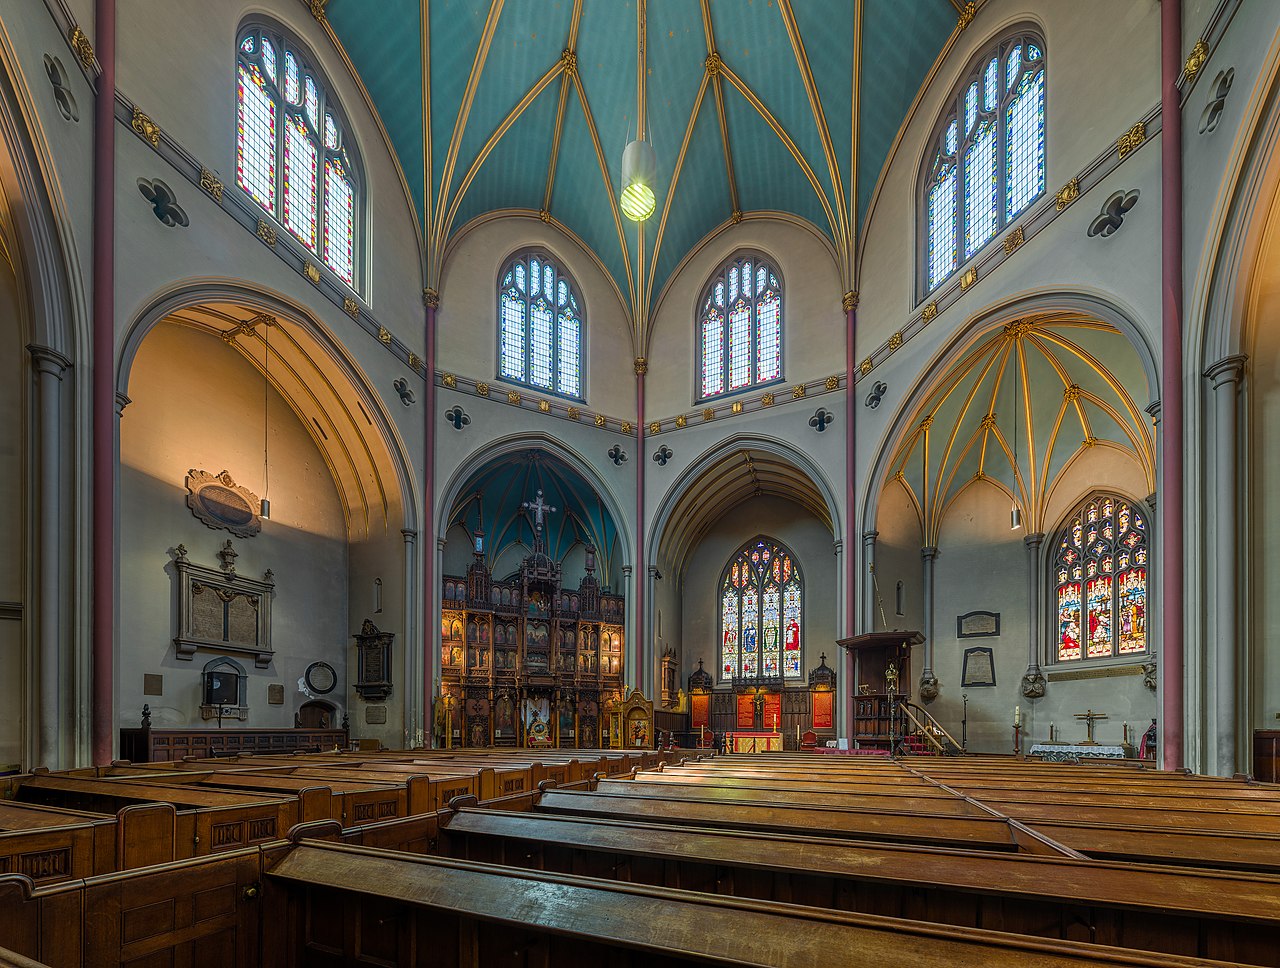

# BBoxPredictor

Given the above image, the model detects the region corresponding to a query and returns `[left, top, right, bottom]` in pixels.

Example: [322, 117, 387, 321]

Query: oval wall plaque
[186, 469, 263, 538]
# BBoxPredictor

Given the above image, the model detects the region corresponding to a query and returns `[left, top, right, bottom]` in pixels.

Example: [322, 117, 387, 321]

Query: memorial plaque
[961, 646, 996, 687]
[365, 705, 387, 725]
[143, 674, 164, 696]
[267, 684, 284, 704]
[957, 610, 1000, 638]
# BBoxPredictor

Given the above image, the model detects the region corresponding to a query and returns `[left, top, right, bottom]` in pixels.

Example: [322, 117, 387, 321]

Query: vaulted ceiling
[447, 448, 622, 578]
[887, 315, 1156, 544]
[326, 0, 961, 347]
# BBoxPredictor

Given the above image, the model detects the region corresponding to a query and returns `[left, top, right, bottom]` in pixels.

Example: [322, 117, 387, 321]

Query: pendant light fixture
[260, 317, 271, 520]
[1010, 354, 1022, 531]
[621, 0, 657, 223]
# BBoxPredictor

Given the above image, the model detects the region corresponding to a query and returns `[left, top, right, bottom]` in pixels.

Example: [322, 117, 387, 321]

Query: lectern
[837, 630, 923, 751]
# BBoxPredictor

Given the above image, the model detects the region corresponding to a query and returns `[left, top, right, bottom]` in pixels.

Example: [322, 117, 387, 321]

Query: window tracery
[924, 32, 1044, 294]
[719, 537, 802, 682]
[498, 252, 584, 400]
[698, 254, 782, 400]
[237, 24, 359, 287]
[1053, 494, 1148, 662]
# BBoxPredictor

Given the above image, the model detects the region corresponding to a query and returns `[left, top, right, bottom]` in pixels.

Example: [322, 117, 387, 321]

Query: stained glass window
[719, 537, 803, 682]
[1053, 494, 1147, 662]
[236, 25, 359, 287]
[923, 31, 1045, 295]
[698, 254, 784, 400]
[496, 251, 584, 399]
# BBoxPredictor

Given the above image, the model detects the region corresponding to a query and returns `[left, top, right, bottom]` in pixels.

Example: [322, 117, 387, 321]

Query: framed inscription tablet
[961, 647, 997, 687]
[173, 541, 275, 667]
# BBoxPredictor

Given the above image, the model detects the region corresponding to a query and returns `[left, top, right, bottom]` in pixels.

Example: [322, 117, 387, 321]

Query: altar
[1029, 743, 1132, 761]
[727, 731, 783, 753]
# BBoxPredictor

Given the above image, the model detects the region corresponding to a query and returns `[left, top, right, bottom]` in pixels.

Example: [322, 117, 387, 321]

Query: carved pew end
[286, 819, 343, 844]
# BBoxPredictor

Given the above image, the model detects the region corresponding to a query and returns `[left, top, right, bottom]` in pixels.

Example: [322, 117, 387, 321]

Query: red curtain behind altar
[812, 691, 833, 729]
[736, 694, 754, 728]
[762, 693, 781, 731]
[691, 694, 710, 729]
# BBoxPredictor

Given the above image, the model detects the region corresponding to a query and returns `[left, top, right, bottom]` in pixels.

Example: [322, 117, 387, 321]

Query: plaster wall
[439, 216, 635, 420]
[114, 0, 423, 333]
[645, 217, 844, 412]
[678, 495, 837, 688]
[119, 323, 349, 733]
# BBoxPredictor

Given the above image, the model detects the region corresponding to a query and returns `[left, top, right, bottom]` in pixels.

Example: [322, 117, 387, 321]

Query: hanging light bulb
[621, 138, 657, 222]
[1010, 505, 1022, 530]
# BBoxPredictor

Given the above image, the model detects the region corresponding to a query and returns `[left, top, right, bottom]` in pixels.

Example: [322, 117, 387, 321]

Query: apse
[444, 448, 623, 590]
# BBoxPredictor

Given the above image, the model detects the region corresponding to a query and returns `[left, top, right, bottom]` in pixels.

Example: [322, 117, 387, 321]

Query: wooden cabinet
[1254, 730, 1280, 783]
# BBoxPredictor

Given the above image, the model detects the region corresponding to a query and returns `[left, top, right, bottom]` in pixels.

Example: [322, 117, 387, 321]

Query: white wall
[119, 323, 349, 732]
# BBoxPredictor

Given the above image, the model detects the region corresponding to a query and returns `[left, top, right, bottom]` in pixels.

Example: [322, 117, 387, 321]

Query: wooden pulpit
[837, 630, 923, 750]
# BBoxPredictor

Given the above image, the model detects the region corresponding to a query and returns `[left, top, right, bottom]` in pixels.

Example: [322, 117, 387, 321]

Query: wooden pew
[13, 775, 288, 858]
[437, 806, 1280, 965]
[261, 841, 1242, 968]
[534, 788, 1023, 851]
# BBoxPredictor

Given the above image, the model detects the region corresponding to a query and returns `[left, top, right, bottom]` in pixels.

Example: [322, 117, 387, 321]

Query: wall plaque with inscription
[957, 610, 1000, 638]
[172, 541, 275, 667]
[961, 647, 997, 687]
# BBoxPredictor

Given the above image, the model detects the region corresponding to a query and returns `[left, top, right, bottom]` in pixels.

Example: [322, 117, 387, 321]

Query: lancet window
[237, 24, 360, 287]
[698, 254, 783, 400]
[498, 251, 584, 400]
[922, 30, 1045, 294]
[1052, 494, 1148, 662]
[719, 537, 802, 682]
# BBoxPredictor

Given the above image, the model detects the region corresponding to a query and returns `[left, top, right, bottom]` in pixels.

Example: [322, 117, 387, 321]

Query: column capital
[862, 529, 879, 547]
[621, 564, 633, 578]
[401, 529, 418, 545]
[436, 535, 447, 551]
[27, 344, 71, 377]
[1023, 531, 1046, 551]
[1204, 354, 1247, 389]
[832, 538, 843, 556]
[1145, 399, 1161, 424]
[114, 391, 131, 417]
[921, 545, 939, 561]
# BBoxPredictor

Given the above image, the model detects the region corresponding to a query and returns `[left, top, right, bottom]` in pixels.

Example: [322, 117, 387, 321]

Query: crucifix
[1074, 709, 1108, 745]
[522, 489, 557, 533]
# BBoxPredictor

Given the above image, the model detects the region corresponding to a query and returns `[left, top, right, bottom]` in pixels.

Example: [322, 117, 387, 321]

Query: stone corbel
[1021, 668, 1047, 698]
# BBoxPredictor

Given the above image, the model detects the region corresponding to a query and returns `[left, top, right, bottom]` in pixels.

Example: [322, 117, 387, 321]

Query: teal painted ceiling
[448, 448, 621, 578]
[327, 0, 960, 341]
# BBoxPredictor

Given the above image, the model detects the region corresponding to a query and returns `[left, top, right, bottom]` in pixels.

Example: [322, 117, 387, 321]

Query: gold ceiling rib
[777, 0, 850, 260]
[700, 0, 741, 223]
[887, 316, 1153, 544]
[174, 307, 385, 538]
[849, 0, 863, 287]
[570, 69, 635, 336]
[421, 0, 432, 281]
[440, 60, 565, 245]
[856, 0, 987, 268]
[431, 0, 504, 274]
[718, 62, 840, 246]
[643, 73, 712, 352]
[318, 17, 425, 276]
[542, 0, 584, 215]
[634, 0, 650, 337]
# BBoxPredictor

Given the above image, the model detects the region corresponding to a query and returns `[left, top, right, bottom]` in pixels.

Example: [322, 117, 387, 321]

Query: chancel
[3, 0, 1280, 963]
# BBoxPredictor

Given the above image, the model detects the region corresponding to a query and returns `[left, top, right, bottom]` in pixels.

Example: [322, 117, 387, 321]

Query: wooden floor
[2, 749, 1278, 966]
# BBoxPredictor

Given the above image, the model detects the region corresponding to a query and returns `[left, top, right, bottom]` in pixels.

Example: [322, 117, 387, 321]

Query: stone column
[402, 529, 419, 747]
[919, 546, 939, 701]
[862, 530, 879, 631]
[1022, 532, 1047, 698]
[29, 345, 70, 768]
[1206, 355, 1245, 775]
[621, 564, 633, 691]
